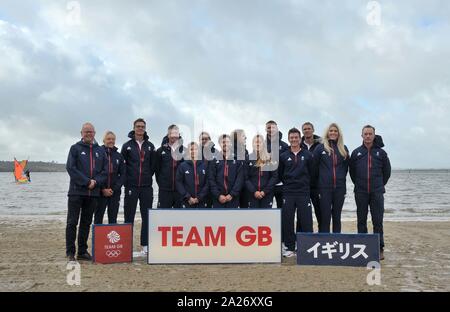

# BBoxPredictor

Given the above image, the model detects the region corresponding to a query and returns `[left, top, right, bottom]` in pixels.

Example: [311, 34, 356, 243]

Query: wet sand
[0, 217, 449, 292]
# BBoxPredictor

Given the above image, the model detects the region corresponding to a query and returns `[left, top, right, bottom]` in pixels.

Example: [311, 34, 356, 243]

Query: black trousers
[297, 189, 320, 233]
[204, 194, 213, 208]
[355, 192, 385, 250]
[124, 186, 153, 246]
[248, 192, 274, 208]
[318, 188, 346, 233]
[273, 185, 283, 208]
[239, 188, 249, 208]
[157, 190, 182, 208]
[94, 191, 121, 224]
[282, 194, 313, 251]
[66, 195, 97, 256]
[212, 196, 240, 208]
[273, 185, 284, 243]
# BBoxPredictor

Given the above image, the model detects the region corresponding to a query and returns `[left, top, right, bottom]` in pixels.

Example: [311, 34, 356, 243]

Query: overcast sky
[1, 0, 449, 168]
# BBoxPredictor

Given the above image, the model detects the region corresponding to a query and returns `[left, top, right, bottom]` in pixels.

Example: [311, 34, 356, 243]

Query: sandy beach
[0, 217, 449, 292]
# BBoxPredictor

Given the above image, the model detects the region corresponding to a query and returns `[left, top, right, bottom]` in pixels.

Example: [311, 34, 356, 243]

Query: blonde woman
[313, 123, 349, 233]
[94, 131, 126, 225]
[231, 129, 250, 208]
[245, 135, 279, 208]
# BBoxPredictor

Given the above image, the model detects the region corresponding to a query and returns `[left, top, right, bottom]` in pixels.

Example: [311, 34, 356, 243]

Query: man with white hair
[66, 122, 108, 262]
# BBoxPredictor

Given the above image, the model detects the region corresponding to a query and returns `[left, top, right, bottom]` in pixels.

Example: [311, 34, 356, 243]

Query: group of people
[65, 118, 391, 262]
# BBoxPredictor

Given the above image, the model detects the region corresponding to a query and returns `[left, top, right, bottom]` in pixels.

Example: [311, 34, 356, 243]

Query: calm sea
[0, 171, 449, 221]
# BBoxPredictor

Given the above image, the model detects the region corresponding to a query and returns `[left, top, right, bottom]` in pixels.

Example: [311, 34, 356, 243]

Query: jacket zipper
[137, 142, 143, 187]
[258, 167, 261, 192]
[332, 146, 337, 189]
[89, 145, 93, 197]
[194, 161, 198, 197]
[367, 148, 372, 193]
[172, 157, 176, 191]
[224, 158, 228, 194]
[108, 149, 112, 189]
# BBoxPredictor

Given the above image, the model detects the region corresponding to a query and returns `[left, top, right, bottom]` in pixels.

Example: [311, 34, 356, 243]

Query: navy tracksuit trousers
[94, 192, 121, 224]
[355, 192, 385, 250]
[124, 186, 153, 246]
[157, 190, 182, 209]
[283, 194, 313, 251]
[318, 188, 346, 233]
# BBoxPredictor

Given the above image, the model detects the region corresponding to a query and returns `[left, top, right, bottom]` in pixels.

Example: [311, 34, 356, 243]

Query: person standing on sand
[313, 123, 349, 233]
[94, 131, 126, 224]
[209, 134, 244, 208]
[121, 118, 157, 256]
[265, 120, 289, 209]
[300, 122, 322, 233]
[279, 128, 315, 258]
[245, 135, 279, 208]
[176, 142, 209, 208]
[155, 125, 185, 208]
[199, 131, 216, 208]
[66, 122, 108, 262]
[349, 125, 391, 261]
[231, 129, 250, 208]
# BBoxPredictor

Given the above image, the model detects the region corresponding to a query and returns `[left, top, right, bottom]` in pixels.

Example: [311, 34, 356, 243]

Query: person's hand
[254, 191, 261, 199]
[193, 198, 199, 204]
[88, 180, 96, 190]
[102, 189, 113, 197]
[260, 191, 265, 198]
[188, 197, 197, 205]
[225, 195, 233, 202]
[219, 195, 227, 204]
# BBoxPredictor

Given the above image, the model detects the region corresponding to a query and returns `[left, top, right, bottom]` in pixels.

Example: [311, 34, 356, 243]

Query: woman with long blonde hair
[245, 135, 278, 208]
[313, 123, 349, 233]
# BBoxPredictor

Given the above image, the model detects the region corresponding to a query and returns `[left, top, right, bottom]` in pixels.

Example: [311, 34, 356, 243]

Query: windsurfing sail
[14, 158, 29, 183]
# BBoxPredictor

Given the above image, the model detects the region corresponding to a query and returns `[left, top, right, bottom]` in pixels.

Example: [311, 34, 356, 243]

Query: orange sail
[14, 158, 29, 183]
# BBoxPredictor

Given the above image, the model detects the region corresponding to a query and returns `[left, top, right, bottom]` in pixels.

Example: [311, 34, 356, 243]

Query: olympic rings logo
[106, 250, 122, 258]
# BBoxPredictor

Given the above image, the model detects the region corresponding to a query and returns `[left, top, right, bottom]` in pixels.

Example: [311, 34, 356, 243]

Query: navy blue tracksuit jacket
[66, 140, 108, 197]
[155, 143, 185, 192]
[102, 145, 126, 193]
[121, 131, 156, 188]
[245, 154, 279, 195]
[208, 154, 244, 199]
[349, 140, 391, 194]
[278, 148, 315, 195]
[176, 160, 209, 205]
[313, 141, 349, 191]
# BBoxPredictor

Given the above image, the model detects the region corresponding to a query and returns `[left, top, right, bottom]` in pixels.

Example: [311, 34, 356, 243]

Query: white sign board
[148, 209, 281, 264]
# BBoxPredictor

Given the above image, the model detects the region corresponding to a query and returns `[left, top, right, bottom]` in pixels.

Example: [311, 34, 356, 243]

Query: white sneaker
[282, 243, 297, 252]
[282, 250, 296, 258]
[141, 246, 148, 256]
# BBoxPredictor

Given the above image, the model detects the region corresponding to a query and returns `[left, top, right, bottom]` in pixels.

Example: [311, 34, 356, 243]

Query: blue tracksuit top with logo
[121, 131, 156, 188]
[155, 142, 185, 192]
[102, 145, 126, 193]
[313, 141, 349, 191]
[66, 140, 108, 197]
[245, 153, 279, 194]
[176, 160, 209, 201]
[208, 153, 244, 198]
[349, 140, 391, 194]
[278, 148, 315, 195]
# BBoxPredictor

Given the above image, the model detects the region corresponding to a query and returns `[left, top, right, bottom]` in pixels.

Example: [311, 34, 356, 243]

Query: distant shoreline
[0, 161, 66, 172]
[0, 160, 448, 173]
